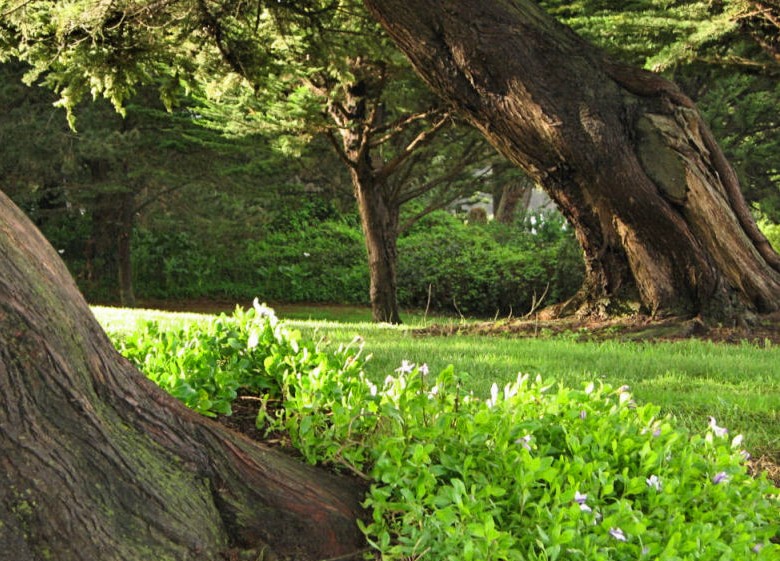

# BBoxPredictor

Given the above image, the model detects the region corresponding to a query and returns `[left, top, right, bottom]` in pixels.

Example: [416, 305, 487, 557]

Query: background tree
[363, 0, 780, 320]
[185, 0, 503, 322]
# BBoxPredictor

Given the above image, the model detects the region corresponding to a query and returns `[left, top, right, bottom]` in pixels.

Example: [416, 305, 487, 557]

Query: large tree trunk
[0, 190, 366, 560]
[364, 0, 780, 320]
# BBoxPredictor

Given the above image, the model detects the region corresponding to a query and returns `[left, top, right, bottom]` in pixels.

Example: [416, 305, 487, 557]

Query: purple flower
[579, 410, 587, 420]
[573, 491, 591, 512]
[752, 544, 764, 553]
[652, 427, 662, 438]
[609, 527, 627, 542]
[708, 416, 728, 438]
[712, 471, 730, 484]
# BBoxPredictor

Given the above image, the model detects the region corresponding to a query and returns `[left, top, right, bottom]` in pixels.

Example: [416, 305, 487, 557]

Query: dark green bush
[246, 219, 369, 304]
[128, 207, 583, 315]
[397, 210, 583, 316]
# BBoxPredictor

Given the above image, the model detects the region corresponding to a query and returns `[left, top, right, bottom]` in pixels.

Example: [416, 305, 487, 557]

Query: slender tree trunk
[354, 168, 402, 324]
[494, 176, 533, 224]
[328, 82, 403, 324]
[0, 190, 366, 560]
[364, 0, 780, 320]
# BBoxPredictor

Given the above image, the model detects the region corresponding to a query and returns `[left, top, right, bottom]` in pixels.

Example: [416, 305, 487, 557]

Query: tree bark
[0, 190, 366, 560]
[327, 75, 404, 324]
[494, 176, 533, 224]
[363, 0, 780, 320]
[354, 168, 402, 324]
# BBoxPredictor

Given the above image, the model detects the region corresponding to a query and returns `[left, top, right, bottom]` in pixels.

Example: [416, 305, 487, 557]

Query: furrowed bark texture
[0, 190, 365, 560]
[364, 0, 780, 319]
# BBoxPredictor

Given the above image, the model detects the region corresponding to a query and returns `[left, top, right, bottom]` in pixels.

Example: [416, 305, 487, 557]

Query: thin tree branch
[375, 112, 452, 181]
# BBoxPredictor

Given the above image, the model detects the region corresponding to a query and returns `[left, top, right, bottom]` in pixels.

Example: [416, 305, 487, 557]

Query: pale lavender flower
[731, 434, 744, 448]
[708, 416, 728, 438]
[752, 544, 764, 553]
[653, 427, 662, 438]
[609, 527, 627, 542]
[712, 471, 730, 484]
[396, 360, 414, 374]
[740, 449, 752, 461]
[515, 434, 532, 451]
[646, 475, 662, 491]
[579, 410, 587, 420]
[641, 546, 650, 555]
[573, 491, 591, 512]
[419, 363, 429, 377]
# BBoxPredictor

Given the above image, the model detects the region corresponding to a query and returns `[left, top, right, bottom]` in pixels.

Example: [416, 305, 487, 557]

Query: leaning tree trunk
[0, 190, 366, 560]
[364, 0, 780, 320]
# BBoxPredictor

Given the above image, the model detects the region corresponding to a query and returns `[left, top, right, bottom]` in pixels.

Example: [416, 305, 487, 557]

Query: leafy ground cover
[94, 301, 779, 559]
[95, 303, 780, 464]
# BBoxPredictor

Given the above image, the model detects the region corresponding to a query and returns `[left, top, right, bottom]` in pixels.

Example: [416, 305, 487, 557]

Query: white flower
[609, 527, 627, 542]
[486, 383, 499, 408]
[419, 363, 429, 376]
[515, 435, 532, 451]
[396, 360, 414, 374]
[584, 382, 595, 394]
[708, 416, 728, 438]
[646, 475, 662, 491]
[731, 434, 744, 448]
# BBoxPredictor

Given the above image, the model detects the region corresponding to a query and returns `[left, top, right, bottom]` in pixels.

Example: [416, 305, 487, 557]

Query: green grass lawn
[93, 304, 780, 461]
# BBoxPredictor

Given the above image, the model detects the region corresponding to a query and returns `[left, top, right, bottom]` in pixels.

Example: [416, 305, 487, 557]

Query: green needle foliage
[107, 302, 779, 561]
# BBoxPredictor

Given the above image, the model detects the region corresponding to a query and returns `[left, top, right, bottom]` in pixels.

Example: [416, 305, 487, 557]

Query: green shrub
[112, 304, 779, 561]
[398, 210, 583, 316]
[246, 219, 369, 303]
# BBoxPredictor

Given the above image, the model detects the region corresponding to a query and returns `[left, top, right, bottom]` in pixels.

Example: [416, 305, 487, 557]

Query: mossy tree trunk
[364, 0, 780, 320]
[0, 190, 366, 560]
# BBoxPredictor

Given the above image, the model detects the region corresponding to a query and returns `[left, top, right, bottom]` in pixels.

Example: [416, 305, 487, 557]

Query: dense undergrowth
[109, 301, 779, 560]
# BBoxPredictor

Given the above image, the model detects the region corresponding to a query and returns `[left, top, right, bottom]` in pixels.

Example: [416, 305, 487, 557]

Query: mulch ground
[417, 311, 780, 346]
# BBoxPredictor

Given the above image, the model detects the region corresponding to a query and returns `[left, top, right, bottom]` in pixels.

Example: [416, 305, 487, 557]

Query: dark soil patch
[418, 312, 780, 346]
